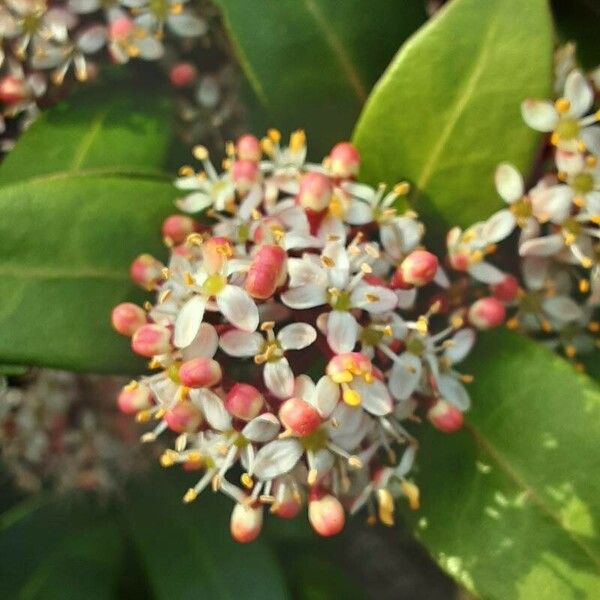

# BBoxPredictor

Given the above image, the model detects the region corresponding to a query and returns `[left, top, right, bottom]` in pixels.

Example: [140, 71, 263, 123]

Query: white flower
[219, 322, 316, 399]
[121, 0, 207, 38]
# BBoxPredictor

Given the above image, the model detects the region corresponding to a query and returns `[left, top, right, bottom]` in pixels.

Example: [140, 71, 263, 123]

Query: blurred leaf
[353, 0, 553, 234]
[552, 0, 600, 69]
[215, 0, 427, 156]
[403, 329, 600, 599]
[0, 81, 177, 373]
[125, 472, 290, 599]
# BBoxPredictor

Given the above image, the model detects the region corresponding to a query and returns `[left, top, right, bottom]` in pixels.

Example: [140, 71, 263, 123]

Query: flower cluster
[0, 0, 241, 152]
[111, 131, 506, 541]
[0, 369, 147, 494]
[445, 64, 600, 363]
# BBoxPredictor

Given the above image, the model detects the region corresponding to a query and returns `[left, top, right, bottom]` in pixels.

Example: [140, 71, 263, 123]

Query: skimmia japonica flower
[112, 130, 503, 542]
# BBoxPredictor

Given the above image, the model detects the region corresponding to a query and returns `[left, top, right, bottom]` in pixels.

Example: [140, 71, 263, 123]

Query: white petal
[389, 352, 422, 401]
[395, 444, 417, 477]
[581, 126, 600, 155]
[437, 374, 470, 411]
[520, 100, 558, 132]
[217, 285, 259, 331]
[564, 70, 594, 118]
[350, 284, 397, 313]
[585, 191, 600, 215]
[314, 376, 340, 418]
[286, 257, 326, 287]
[468, 261, 506, 284]
[68, 0, 100, 13]
[219, 329, 263, 357]
[278, 323, 317, 350]
[326, 311, 358, 353]
[322, 241, 350, 289]
[543, 296, 583, 322]
[281, 283, 327, 309]
[444, 328, 476, 364]
[519, 234, 564, 257]
[252, 439, 303, 480]
[521, 256, 550, 290]
[352, 379, 392, 416]
[345, 199, 374, 225]
[433, 265, 450, 289]
[555, 150, 585, 175]
[182, 322, 218, 360]
[264, 359, 294, 399]
[396, 288, 417, 310]
[195, 389, 231, 431]
[167, 12, 207, 37]
[293, 375, 316, 402]
[531, 185, 573, 224]
[76, 25, 106, 53]
[176, 192, 212, 213]
[495, 163, 524, 203]
[242, 414, 280, 442]
[135, 36, 164, 61]
[482, 209, 516, 243]
[174, 295, 206, 348]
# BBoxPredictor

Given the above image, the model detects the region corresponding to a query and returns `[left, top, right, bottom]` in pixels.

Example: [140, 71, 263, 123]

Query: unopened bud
[109, 16, 134, 40]
[245, 245, 287, 299]
[131, 324, 172, 357]
[165, 400, 203, 433]
[468, 297, 505, 330]
[0, 76, 27, 105]
[308, 491, 345, 537]
[297, 172, 333, 212]
[400, 250, 438, 287]
[225, 383, 264, 421]
[326, 352, 372, 384]
[202, 237, 232, 274]
[328, 142, 360, 178]
[279, 397, 322, 437]
[230, 503, 263, 543]
[130, 254, 164, 290]
[231, 159, 259, 194]
[117, 383, 153, 414]
[236, 134, 262, 162]
[162, 215, 196, 245]
[111, 302, 146, 336]
[490, 274, 519, 302]
[178, 357, 222, 388]
[169, 62, 198, 88]
[427, 398, 463, 433]
[272, 486, 303, 519]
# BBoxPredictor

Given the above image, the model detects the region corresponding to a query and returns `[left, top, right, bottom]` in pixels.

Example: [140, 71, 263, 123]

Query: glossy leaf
[125, 473, 290, 599]
[215, 0, 427, 156]
[403, 329, 600, 599]
[353, 0, 553, 232]
[0, 81, 177, 373]
[552, 0, 600, 69]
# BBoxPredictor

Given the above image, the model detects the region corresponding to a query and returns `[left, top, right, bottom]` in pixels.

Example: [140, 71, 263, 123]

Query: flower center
[202, 274, 226, 296]
[520, 291, 542, 314]
[556, 117, 580, 140]
[300, 427, 328, 452]
[327, 289, 351, 311]
[360, 327, 384, 347]
[406, 335, 425, 356]
[510, 197, 532, 221]
[572, 173, 594, 194]
[563, 217, 582, 238]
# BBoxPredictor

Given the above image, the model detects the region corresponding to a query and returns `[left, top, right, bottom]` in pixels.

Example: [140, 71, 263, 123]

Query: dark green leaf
[552, 0, 600, 69]
[353, 0, 553, 233]
[403, 329, 600, 598]
[0, 81, 177, 373]
[215, 0, 426, 156]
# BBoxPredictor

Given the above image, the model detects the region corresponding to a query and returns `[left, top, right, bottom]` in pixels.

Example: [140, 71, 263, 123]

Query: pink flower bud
[236, 134, 261, 162]
[272, 486, 303, 519]
[165, 400, 203, 433]
[389, 266, 413, 290]
[427, 399, 464, 433]
[297, 172, 332, 212]
[111, 302, 146, 336]
[202, 236, 232, 274]
[448, 251, 469, 272]
[130, 254, 164, 290]
[308, 491, 345, 537]
[161, 214, 196, 244]
[400, 250, 438, 287]
[0, 76, 27, 105]
[326, 352, 372, 383]
[117, 384, 153, 414]
[168, 62, 198, 87]
[109, 16, 134, 40]
[178, 357, 222, 388]
[468, 297, 506, 330]
[230, 502, 263, 543]
[490, 274, 519, 302]
[245, 245, 287, 300]
[328, 142, 360, 178]
[231, 159, 259, 194]
[279, 397, 321, 437]
[131, 324, 172, 357]
[225, 383, 264, 420]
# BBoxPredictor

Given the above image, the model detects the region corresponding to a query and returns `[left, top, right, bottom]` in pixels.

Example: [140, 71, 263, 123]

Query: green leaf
[215, 0, 426, 156]
[353, 0, 553, 233]
[403, 329, 600, 599]
[125, 472, 290, 599]
[0, 80, 177, 373]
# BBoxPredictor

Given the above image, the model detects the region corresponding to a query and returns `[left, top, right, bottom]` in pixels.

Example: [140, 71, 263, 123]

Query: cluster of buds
[0, 0, 242, 152]
[112, 130, 505, 541]
[0, 369, 147, 494]
[445, 58, 600, 364]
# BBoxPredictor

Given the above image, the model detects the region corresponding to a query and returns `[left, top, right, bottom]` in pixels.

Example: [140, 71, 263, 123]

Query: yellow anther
[348, 456, 363, 469]
[581, 257, 593, 269]
[366, 293, 380, 302]
[183, 271, 195, 285]
[159, 289, 172, 304]
[377, 488, 395, 526]
[187, 451, 202, 463]
[135, 409, 153, 423]
[343, 388, 361, 406]
[586, 155, 598, 167]
[588, 321, 600, 333]
[148, 358, 162, 370]
[550, 132, 560, 146]
[183, 488, 198, 503]
[186, 232, 204, 246]
[541, 319, 552, 333]
[565, 344, 577, 358]
[267, 128, 281, 143]
[307, 468, 318, 486]
[143, 301, 153, 312]
[415, 316, 429, 335]
[363, 372, 374, 384]
[450, 315, 464, 329]
[260, 321, 275, 332]
[579, 279, 590, 293]
[461, 374, 474, 384]
[261, 137, 274, 156]
[382, 325, 393, 337]
[554, 97, 571, 113]
[393, 181, 411, 195]
[330, 370, 353, 384]
[289, 129, 306, 151]
[192, 145, 208, 160]
[506, 317, 520, 330]
[241, 473, 254, 489]
[160, 450, 177, 467]
[161, 267, 171, 280]
[321, 255, 335, 268]
[124, 380, 139, 391]
[400, 480, 420, 510]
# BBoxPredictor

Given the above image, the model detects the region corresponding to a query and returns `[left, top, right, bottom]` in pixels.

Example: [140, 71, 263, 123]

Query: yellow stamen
[192, 145, 208, 160]
[554, 97, 571, 113]
[343, 388, 361, 406]
[400, 480, 420, 510]
[377, 488, 395, 526]
[241, 473, 254, 489]
[183, 488, 198, 503]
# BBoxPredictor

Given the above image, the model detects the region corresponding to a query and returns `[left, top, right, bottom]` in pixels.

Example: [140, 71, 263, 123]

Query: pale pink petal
[352, 379, 392, 416]
[555, 150, 585, 175]
[495, 163, 524, 203]
[521, 99, 558, 132]
[264, 359, 294, 399]
[444, 328, 476, 364]
[389, 352, 421, 401]
[482, 209, 516, 243]
[242, 414, 280, 442]
[468, 261, 506, 284]
[217, 285, 259, 331]
[182, 322, 218, 360]
[345, 199, 374, 225]
[174, 295, 206, 348]
[286, 257, 326, 287]
[326, 311, 358, 353]
[531, 184, 573, 224]
[278, 323, 317, 350]
[196, 389, 231, 431]
[252, 439, 303, 480]
[219, 329, 263, 357]
[176, 192, 212, 213]
[519, 234, 564, 257]
[293, 375, 316, 402]
[437, 375, 470, 411]
[281, 283, 327, 309]
[314, 376, 340, 418]
[350, 284, 397, 313]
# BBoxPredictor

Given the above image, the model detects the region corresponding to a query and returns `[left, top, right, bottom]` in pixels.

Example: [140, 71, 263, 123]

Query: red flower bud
[245, 245, 287, 299]
[111, 302, 146, 336]
[400, 250, 438, 287]
[225, 383, 264, 421]
[164, 400, 203, 433]
[279, 397, 321, 437]
[109, 16, 134, 40]
[297, 172, 332, 212]
[328, 142, 360, 178]
[490, 274, 519, 302]
[232, 159, 259, 193]
[161, 214, 196, 244]
[427, 399, 464, 433]
[168, 62, 198, 87]
[130, 254, 164, 290]
[131, 324, 172, 357]
[117, 384, 153, 414]
[178, 357, 222, 388]
[0, 76, 27, 105]
[236, 134, 261, 162]
[308, 491, 345, 537]
[272, 486, 303, 519]
[468, 297, 505, 330]
[230, 503, 263, 543]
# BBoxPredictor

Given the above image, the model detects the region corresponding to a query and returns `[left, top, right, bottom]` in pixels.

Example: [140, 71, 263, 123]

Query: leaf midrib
[465, 421, 600, 570]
